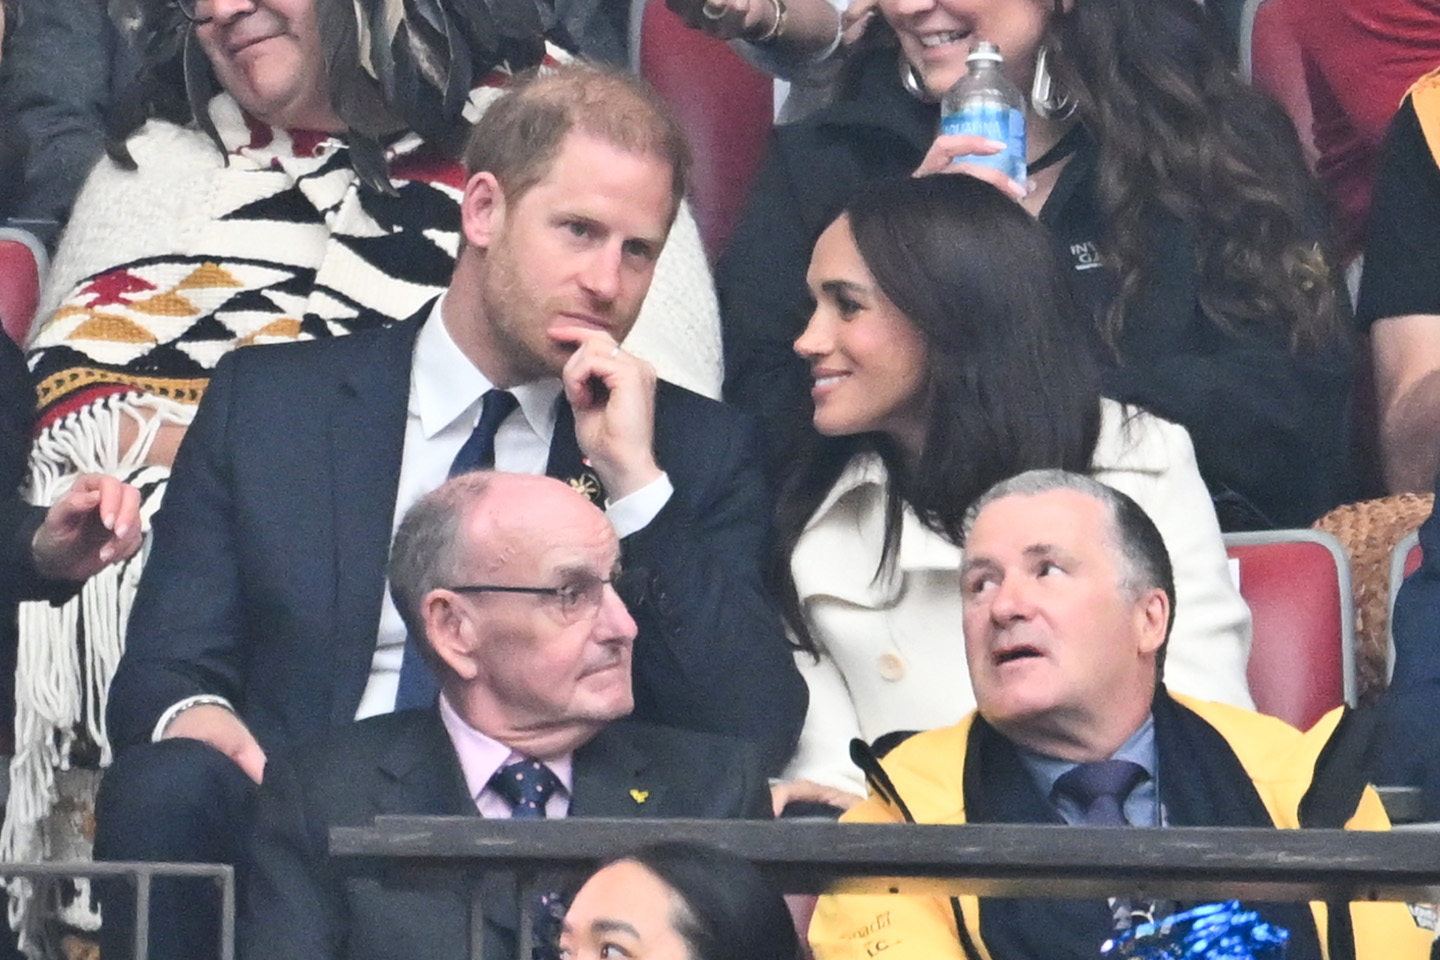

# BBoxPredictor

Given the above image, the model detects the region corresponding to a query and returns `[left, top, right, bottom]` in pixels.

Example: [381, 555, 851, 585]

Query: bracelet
[155, 694, 237, 740]
[749, 0, 787, 44]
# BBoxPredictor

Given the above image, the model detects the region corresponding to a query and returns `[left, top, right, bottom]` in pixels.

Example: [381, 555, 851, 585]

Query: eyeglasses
[171, 0, 213, 25]
[446, 569, 648, 624]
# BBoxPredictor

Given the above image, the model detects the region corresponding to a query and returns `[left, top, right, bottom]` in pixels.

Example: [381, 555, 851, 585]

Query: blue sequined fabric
[1101, 900, 1289, 959]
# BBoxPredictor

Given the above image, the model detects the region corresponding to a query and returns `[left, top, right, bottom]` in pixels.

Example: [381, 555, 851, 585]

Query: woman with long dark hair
[560, 842, 801, 960]
[776, 174, 1251, 798]
[721, 0, 1351, 533]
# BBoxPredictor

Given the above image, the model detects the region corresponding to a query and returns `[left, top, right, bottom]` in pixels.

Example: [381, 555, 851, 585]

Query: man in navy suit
[241, 472, 772, 960]
[95, 62, 803, 960]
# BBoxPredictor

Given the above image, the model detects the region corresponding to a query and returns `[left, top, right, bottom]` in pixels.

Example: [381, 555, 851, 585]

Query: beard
[478, 236, 574, 385]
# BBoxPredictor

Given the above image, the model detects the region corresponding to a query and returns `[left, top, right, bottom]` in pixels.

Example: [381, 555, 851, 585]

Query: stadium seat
[1387, 529, 1424, 685]
[1242, 0, 1318, 167]
[1225, 530, 1356, 730]
[630, 0, 774, 262]
[0, 227, 47, 347]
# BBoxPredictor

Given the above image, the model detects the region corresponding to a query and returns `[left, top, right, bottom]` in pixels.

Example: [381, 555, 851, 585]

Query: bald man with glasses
[241, 471, 772, 960]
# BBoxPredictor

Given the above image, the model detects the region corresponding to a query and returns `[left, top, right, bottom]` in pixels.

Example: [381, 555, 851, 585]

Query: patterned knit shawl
[28, 91, 478, 432]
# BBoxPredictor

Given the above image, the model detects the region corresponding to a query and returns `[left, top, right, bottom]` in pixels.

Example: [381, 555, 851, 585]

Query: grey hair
[961, 469, 1177, 652]
[387, 473, 497, 669]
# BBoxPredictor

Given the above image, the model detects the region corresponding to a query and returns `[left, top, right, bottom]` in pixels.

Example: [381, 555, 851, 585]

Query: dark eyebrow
[960, 556, 1000, 578]
[819, 279, 867, 299]
[1023, 543, 1081, 565]
[552, 564, 603, 582]
[590, 919, 641, 938]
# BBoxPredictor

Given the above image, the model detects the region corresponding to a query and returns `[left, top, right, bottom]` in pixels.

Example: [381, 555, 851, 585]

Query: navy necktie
[491, 759, 565, 960]
[1052, 759, 1149, 826]
[449, 389, 519, 477]
[489, 758, 563, 819]
[394, 389, 519, 711]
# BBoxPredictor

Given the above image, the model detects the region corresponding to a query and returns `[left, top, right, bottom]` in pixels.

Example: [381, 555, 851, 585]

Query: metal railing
[0, 861, 234, 960]
[330, 816, 1440, 960]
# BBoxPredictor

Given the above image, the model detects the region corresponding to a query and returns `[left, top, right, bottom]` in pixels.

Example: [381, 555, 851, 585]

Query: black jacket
[241, 709, 773, 960]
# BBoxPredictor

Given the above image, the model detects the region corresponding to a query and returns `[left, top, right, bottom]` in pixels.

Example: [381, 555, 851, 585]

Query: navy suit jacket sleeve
[625, 385, 806, 775]
[109, 352, 253, 747]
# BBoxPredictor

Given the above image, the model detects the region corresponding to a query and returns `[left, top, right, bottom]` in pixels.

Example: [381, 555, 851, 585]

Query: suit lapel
[363, 713, 520, 957]
[328, 309, 429, 725]
[544, 401, 606, 507]
[373, 710, 477, 817]
[569, 724, 663, 818]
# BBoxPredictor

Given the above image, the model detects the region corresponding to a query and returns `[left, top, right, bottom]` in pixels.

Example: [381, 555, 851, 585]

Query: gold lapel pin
[629, 789, 650, 804]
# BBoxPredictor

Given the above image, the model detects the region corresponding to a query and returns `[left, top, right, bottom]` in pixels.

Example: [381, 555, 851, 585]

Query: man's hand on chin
[163, 704, 268, 784]
[557, 327, 663, 500]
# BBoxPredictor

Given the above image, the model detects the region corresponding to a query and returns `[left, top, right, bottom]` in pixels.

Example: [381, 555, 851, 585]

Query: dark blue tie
[449, 389, 520, 477]
[1052, 760, 1149, 826]
[489, 758, 562, 819]
[394, 390, 519, 711]
[491, 759, 565, 960]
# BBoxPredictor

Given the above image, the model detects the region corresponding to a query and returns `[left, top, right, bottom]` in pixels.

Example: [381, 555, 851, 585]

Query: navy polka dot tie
[490, 759, 565, 959]
[490, 758, 562, 819]
[1052, 759, 1149, 826]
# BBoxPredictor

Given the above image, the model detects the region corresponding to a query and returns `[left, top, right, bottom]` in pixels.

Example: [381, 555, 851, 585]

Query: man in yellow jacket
[809, 469, 1433, 960]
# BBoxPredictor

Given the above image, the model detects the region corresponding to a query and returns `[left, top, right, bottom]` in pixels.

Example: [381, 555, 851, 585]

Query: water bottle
[939, 41, 1027, 183]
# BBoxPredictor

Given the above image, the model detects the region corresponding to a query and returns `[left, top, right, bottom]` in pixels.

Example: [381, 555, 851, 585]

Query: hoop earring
[898, 54, 937, 103]
[1029, 45, 1075, 120]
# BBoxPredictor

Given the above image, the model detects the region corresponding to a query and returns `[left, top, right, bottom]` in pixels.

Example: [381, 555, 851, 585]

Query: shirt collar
[1018, 714, 1158, 809]
[438, 694, 575, 805]
[412, 294, 563, 445]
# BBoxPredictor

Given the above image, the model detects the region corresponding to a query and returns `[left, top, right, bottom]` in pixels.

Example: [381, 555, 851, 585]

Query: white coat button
[877, 652, 906, 681]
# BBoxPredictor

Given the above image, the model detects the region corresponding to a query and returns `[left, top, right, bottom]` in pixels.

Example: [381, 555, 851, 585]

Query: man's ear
[460, 171, 506, 250]
[1136, 588, 1169, 657]
[420, 590, 482, 681]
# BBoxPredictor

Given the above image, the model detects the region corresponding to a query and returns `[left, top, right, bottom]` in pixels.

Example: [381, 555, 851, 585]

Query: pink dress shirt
[439, 695, 575, 819]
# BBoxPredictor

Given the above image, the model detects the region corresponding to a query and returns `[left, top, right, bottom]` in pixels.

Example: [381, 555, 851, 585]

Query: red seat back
[1226, 531, 1356, 730]
[1244, 0, 1318, 168]
[0, 231, 44, 347]
[1404, 538, 1423, 580]
[635, 0, 773, 263]
[786, 893, 816, 960]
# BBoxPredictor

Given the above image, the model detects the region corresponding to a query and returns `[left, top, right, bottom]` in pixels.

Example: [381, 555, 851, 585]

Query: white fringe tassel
[2, 394, 189, 957]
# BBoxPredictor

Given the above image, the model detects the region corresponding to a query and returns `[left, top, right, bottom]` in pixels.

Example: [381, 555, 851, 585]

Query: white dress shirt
[357, 296, 673, 718]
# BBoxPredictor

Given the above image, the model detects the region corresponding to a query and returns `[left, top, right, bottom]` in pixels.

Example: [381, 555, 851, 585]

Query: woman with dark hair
[560, 842, 801, 960]
[776, 174, 1251, 798]
[720, 0, 1352, 533]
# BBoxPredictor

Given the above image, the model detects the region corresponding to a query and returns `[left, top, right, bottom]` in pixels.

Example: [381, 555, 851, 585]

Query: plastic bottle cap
[966, 40, 1003, 63]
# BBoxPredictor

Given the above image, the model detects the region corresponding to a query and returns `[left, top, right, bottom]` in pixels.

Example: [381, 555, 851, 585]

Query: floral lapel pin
[567, 470, 604, 506]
